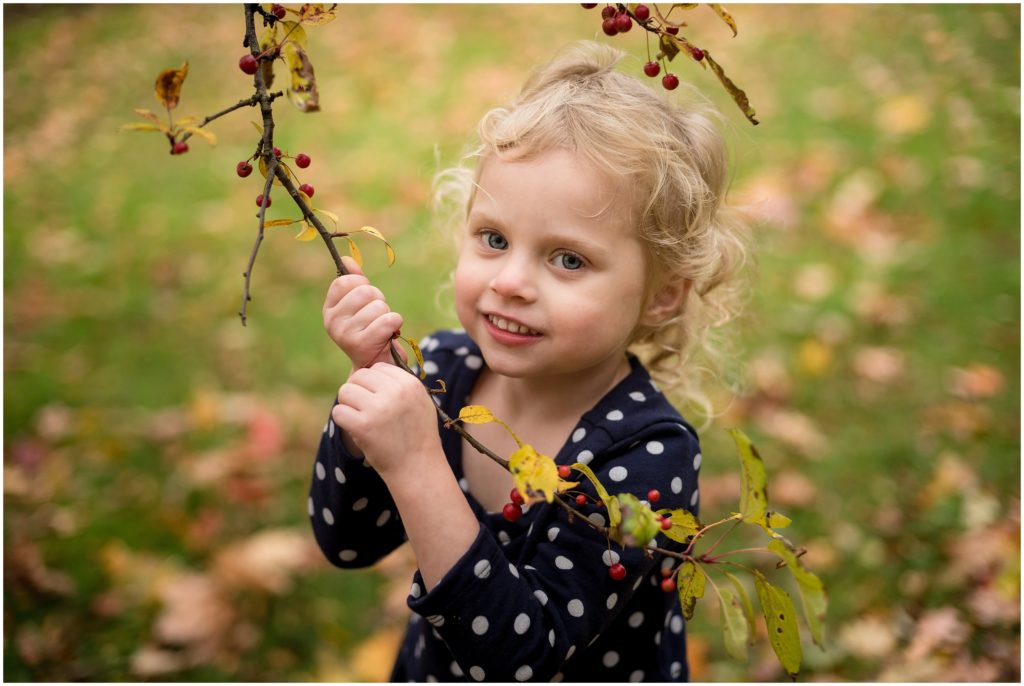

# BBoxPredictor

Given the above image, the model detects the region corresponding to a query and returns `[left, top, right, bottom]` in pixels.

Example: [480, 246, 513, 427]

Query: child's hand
[323, 256, 405, 370]
[331, 363, 443, 479]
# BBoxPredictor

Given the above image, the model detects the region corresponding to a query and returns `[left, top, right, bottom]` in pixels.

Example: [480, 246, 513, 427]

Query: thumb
[340, 255, 364, 277]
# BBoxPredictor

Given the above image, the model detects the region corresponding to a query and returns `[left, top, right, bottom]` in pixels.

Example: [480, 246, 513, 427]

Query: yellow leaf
[719, 587, 749, 660]
[263, 218, 299, 228]
[400, 336, 426, 380]
[181, 126, 216, 145]
[707, 3, 738, 36]
[765, 511, 792, 529]
[458, 405, 496, 424]
[314, 208, 339, 226]
[278, 20, 308, 49]
[676, 560, 705, 620]
[134, 108, 161, 123]
[570, 462, 621, 527]
[656, 508, 701, 543]
[281, 42, 319, 112]
[120, 123, 162, 132]
[703, 51, 759, 125]
[729, 428, 768, 525]
[251, 120, 264, 135]
[509, 444, 560, 503]
[754, 571, 802, 676]
[294, 222, 317, 241]
[258, 155, 295, 187]
[345, 238, 363, 267]
[175, 116, 197, 127]
[297, 3, 337, 25]
[354, 226, 396, 266]
[768, 539, 827, 648]
[154, 62, 188, 110]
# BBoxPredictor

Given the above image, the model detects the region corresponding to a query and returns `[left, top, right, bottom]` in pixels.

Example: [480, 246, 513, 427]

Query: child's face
[454, 148, 649, 383]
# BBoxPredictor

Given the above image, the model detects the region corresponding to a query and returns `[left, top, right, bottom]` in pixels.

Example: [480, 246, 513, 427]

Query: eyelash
[477, 229, 587, 271]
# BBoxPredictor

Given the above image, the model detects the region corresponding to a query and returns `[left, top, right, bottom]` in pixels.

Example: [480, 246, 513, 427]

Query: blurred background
[3, 3, 1019, 681]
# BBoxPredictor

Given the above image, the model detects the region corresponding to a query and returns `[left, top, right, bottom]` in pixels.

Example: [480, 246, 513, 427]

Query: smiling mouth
[486, 314, 541, 336]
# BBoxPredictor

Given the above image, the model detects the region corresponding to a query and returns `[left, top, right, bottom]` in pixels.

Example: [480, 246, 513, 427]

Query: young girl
[309, 41, 747, 682]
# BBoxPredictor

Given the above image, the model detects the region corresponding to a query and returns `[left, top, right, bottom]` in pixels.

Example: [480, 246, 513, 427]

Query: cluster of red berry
[582, 3, 705, 92]
[237, 149, 314, 209]
[238, 5, 288, 76]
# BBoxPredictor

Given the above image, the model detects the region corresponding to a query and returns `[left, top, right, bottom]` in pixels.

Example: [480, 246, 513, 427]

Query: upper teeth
[489, 315, 538, 335]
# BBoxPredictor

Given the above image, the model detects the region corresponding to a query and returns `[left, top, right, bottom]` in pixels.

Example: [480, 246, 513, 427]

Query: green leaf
[719, 587, 749, 661]
[676, 560, 705, 620]
[655, 508, 701, 543]
[728, 428, 768, 525]
[723, 572, 756, 644]
[754, 571, 802, 677]
[614, 493, 661, 547]
[765, 511, 792, 529]
[569, 463, 621, 527]
[768, 539, 827, 647]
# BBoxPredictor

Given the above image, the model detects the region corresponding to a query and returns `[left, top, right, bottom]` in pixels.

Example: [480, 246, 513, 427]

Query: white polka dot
[655, 630, 662, 646]
[498, 530, 511, 545]
[690, 489, 700, 507]
[376, 510, 392, 527]
[322, 508, 334, 525]
[514, 613, 531, 634]
[459, 478, 470, 492]
[555, 556, 574, 570]
[465, 355, 483, 370]
[670, 661, 682, 678]
[338, 549, 357, 562]
[450, 662, 464, 677]
[601, 550, 620, 566]
[629, 391, 646, 402]
[671, 476, 683, 494]
[572, 428, 586, 443]
[588, 512, 606, 527]
[588, 633, 601, 647]
[515, 666, 533, 681]
[426, 675, 437, 683]
[423, 360, 439, 376]
[533, 589, 548, 606]
[427, 614, 445, 627]
[606, 409, 624, 421]
[603, 651, 620, 668]
[551, 673, 564, 683]
[629, 669, 644, 682]
[628, 611, 644, 628]
[650, 379, 661, 393]
[352, 497, 368, 511]
[469, 666, 485, 681]
[474, 559, 492, 579]
[646, 441, 664, 455]
[693, 452, 702, 470]
[455, 346, 469, 356]
[633, 576, 644, 591]
[525, 565, 536, 571]
[509, 563, 520, 578]
[315, 462, 326, 480]
[606, 593, 618, 609]
[547, 526, 560, 542]
[471, 616, 489, 635]
[577, 450, 594, 465]
[307, 497, 314, 517]
[410, 582, 421, 598]
[418, 335, 433, 350]
[568, 599, 584, 617]
[609, 466, 628, 482]
[334, 467, 346, 483]
[670, 615, 684, 634]
[549, 628, 556, 646]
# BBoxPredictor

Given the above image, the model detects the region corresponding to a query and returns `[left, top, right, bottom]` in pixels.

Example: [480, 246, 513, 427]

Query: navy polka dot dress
[310, 330, 702, 682]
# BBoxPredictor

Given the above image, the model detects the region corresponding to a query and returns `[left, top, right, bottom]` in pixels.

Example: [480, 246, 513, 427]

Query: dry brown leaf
[852, 346, 906, 385]
[875, 93, 931, 136]
[131, 645, 188, 677]
[5, 540, 75, 597]
[748, 352, 792, 400]
[351, 626, 405, 682]
[212, 528, 323, 594]
[947, 364, 1005, 400]
[792, 263, 836, 301]
[770, 470, 819, 508]
[917, 452, 979, 508]
[752, 406, 828, 458]
[837, 613, 897, 659]
[904, 607, 970, 661]
[153, 572, 234, 656]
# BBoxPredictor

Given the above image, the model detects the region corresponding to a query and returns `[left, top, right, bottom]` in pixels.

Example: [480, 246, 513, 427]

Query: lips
[485, 313, 540, 336]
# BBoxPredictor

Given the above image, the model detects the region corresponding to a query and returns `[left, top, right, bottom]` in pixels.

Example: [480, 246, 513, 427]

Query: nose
[489, 255, 538, 302]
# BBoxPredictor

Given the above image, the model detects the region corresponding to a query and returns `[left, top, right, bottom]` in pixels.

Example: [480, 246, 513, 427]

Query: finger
[346, 366, 389, 393]
[339, 284, 388, 319]
[361, 311, 404, 345]
[338, 380, 375, 409]
[340, 255, 364, 277]
[324, 273, 370, 313]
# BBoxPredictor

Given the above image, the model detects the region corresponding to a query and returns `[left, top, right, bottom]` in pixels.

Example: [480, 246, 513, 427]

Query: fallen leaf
[752, 406, 828, 458]
[213, 528, 323, 594]
[904, 607, 970, 661]
[351, 626, 405, 681]
[852, 346, 905, 385]
[947, 364, 1004, 400]
[792, 263, 836, 301]
[875, 93, 931, 136]
[838, 613, 897, 659]
[770, 470, 819, 508]
[152, 572, 234, 658]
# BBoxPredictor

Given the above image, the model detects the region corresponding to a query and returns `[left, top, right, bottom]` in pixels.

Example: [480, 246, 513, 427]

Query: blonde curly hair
[434, 41, 751, 423]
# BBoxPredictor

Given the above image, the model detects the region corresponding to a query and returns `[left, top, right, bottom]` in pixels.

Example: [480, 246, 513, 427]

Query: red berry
[236, 161, 253, 177]
[615, 12, 632, 32]
[609, 563, 627, 581]
[503, 503, 523, 522]
[634, 4, 650, 21]
[239, 54, 259, 75]
[601, 5, 616, 19]
[665, 26, 680, 35]
[690, 47, 705, 61]
[661, 517, 672, 531]
[661, 577, 676, 593]
[509, 488, 524, 506]
[271, 3, 286, 19]
[647, 489, 661, 503]
[299, 183, 315, 198]
[171, 141, 188, 155]
[273, 147, 282, 158]
[575, 494, 588, 506]
[581, 3, 598, 8]
[601, 18, 618, 36]
[662, 73, 680, 91]
[558, 465, 572, 479]
[661, 566, 673, 578]
[256, 194, 271, 208]
[643, 61, 661, 78]
[295, 153, 311, 168]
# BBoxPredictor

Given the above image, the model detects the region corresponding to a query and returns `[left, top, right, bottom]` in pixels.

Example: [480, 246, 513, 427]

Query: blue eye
[482, 231, 508, 250]
[555, 252, 585, 271]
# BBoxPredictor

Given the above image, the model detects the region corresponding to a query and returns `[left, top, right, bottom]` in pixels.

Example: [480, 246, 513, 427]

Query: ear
[641, 278, 692, 326]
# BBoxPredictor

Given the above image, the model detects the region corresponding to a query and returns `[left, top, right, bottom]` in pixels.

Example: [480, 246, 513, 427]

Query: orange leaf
[297, 3, 337, 25]
[154, 62, 188, 110]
